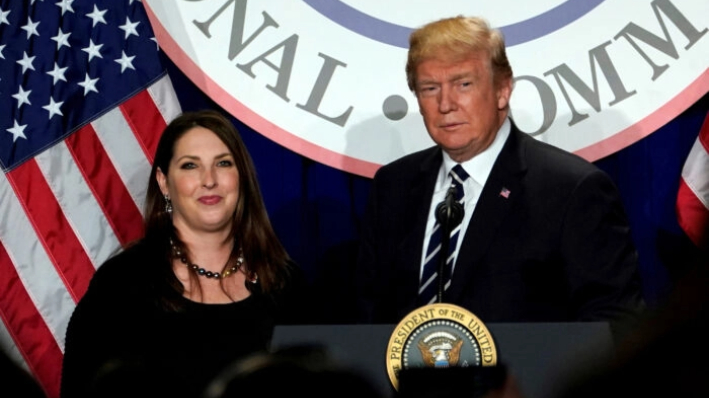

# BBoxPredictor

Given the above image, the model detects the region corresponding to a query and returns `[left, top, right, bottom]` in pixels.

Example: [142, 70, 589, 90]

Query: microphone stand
[435, 184, 465, 303]
[437, 219, 452, 303]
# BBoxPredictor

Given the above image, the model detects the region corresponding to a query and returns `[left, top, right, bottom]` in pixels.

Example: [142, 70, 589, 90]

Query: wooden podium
[271, 322, 613, 398]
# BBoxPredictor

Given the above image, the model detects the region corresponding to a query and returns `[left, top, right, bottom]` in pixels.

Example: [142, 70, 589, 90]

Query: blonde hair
[406, 16, 513, 91]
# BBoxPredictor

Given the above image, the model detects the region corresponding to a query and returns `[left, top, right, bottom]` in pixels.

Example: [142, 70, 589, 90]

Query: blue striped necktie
[418, 164, 470, 305]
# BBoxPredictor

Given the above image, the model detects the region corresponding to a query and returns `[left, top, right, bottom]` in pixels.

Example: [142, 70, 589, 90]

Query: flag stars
[82, 39, 103, 61]
[47, 62, 68, 85]
[86, 5, 107, 27]
[119, 17, 140, 39]
[51, 28, 72, 50]
[78, 73, 99, 96]
[12, 86, 32, 109]
[0, 7, 10, 26]
[17, 52, 36, 74]
[7, 121, 28, 143]
[43, 97, 64, 119]
[0, 44, 5, 59]
[21, 17, 40, 39]
[55, 0, 75, 16]
[115, 51, 135, 73]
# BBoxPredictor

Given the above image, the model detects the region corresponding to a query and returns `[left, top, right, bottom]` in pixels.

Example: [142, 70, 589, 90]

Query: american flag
[499, 187, 510, 199]
[677, 111, 709, 250]
[0, 1, 180, 396]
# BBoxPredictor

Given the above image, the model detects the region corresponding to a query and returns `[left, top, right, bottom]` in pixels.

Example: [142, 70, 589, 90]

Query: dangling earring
[164, 194, 172, 214]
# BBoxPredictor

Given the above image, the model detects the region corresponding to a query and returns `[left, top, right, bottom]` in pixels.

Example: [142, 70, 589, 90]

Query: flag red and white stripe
[677, 111, 709, 250]
[0, 2, 181, 397]
[0, 76, 180, 398]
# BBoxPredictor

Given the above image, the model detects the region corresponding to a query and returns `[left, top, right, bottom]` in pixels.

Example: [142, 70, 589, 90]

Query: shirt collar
[441, 118, 510, 187]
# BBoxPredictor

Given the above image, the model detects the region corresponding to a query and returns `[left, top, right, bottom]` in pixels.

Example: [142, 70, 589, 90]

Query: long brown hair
[143, 110, 291, 302]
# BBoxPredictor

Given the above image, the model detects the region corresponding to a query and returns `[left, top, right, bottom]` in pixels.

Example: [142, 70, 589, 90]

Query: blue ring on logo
[302, 0, 605, 48]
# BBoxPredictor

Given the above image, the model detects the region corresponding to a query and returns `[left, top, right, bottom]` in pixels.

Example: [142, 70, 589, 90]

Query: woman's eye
[180, 162, 197, 170]
[218, 159, 234, 167]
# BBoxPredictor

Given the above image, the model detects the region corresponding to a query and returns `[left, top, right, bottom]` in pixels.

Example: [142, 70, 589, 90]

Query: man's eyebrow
[416, 78, 439, 86]
[417, 72, 476, 86]
[449, 72, 475, 82]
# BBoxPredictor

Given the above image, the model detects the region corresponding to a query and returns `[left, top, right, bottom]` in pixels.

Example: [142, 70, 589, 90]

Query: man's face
[415, 52, 511, 162]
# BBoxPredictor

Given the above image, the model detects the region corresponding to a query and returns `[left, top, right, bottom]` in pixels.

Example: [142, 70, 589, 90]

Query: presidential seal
[386, 303, 497, 390]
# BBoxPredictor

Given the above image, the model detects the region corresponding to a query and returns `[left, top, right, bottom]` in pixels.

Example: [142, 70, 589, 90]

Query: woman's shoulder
[90, 240, 159, 289]
[69, 241, 159, 327]
[269, 259, 306, 296]
[270, 260, 316, 324]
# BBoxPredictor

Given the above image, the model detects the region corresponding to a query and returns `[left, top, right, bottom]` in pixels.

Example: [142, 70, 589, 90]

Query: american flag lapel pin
[499, 187, 511, 199]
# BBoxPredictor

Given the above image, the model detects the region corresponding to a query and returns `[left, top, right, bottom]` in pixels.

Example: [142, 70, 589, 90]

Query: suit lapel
[395, 148, 442, 308]
[446, 127, 528, 303]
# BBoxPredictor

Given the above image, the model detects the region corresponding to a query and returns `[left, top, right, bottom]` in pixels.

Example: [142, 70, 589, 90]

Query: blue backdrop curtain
[165, 54, 708, 324]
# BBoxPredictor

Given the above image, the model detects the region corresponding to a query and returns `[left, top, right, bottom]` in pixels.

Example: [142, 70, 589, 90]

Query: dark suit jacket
[355, 123, 644, 325]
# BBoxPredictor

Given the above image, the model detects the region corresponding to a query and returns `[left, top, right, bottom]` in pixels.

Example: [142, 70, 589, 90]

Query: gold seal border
[385, 303, 498, 390]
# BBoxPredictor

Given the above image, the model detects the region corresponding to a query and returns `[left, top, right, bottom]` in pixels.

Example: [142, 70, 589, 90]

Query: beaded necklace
[170, 242, 243, 280]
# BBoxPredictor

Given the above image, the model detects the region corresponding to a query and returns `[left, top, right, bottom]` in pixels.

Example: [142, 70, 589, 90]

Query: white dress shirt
[419, 118, 511, 280]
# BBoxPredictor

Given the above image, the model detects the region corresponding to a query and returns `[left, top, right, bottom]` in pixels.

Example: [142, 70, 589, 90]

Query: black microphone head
[435, 186, 464, 228]
[434, 200, 447, 222]
[446, 201, 465, 227]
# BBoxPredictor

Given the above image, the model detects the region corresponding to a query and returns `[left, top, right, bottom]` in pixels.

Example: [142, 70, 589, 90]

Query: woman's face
[157, 126, 240, 236]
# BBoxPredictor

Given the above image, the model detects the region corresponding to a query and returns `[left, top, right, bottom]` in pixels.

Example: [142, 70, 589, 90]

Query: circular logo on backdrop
[303, 0, 606, 47]
[144, 1, 708, 177]
[385, 303, 497, 390]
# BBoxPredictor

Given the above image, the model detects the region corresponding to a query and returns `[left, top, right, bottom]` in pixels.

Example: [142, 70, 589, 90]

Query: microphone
[435, 184, 464, 230]
[433, 184, 464, 303]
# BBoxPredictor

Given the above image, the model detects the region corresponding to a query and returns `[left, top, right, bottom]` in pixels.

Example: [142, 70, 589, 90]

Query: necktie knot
[450, 164, 469, 182]
[449, 164, 469, 201]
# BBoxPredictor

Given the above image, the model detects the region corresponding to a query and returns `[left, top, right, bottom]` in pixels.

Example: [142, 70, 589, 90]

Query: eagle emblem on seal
[417, 331, 464, 367]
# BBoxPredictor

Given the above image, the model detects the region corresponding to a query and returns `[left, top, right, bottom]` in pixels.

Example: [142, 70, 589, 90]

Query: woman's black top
[60, 240, 304, 398]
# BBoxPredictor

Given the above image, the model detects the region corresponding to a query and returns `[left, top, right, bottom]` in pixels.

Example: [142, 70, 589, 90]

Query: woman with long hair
[60, 110, 305, 398]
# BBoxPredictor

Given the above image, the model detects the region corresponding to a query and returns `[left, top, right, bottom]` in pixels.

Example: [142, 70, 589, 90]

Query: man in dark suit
[355, 16, 644, 331]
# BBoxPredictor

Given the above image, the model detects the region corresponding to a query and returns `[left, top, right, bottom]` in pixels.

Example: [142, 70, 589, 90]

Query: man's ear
[497, 78, 513, 110]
